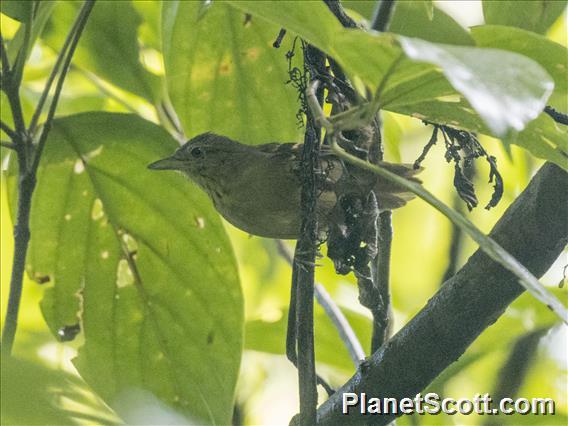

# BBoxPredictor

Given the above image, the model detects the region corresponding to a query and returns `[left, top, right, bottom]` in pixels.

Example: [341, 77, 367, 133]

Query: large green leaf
[11, 112, 243, 425]
[483, 0, 567, 35]
[2, 357, 121, 425]
[389, 1, 474, 46]
[0, 0, 33, 22]
[5, 1, 56, 66]
[162, 0, 301, 143]
[226, 1, 554, 140]
[472, 25, 568, 111]
[397, 37, 553, 137]
[42, 1, 159, 104]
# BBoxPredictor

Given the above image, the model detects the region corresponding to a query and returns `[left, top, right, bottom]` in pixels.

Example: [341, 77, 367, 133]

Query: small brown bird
[148, 133, 420, 239]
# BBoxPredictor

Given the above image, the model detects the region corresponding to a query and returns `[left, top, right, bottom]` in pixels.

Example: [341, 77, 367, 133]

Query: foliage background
[1, 1, 567, 425]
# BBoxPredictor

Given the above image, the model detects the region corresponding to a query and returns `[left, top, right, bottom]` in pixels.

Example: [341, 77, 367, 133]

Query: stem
[1, 0, 96, 356]
[276, 240, 365, 366]
[544, 105, 568, 126]
[371, 210, 393, 352]
[314, 284, 365, 365]
[331, 139, 568, 324]
[1, 168, 34, 356]
[32, 0, 96, 172]
[294, 45, 326, 425]
[0, 120, 17, 140]
[28, 8, 83, 134]
[316, 163, 567, 425]
[0, 33, 11, 73]
[371, 0, 397, 32]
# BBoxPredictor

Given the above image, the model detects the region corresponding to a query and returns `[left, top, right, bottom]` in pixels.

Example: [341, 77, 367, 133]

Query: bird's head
[148, 132, 245, 186]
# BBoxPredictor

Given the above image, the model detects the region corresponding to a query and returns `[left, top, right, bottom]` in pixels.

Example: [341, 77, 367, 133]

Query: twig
[544, 105, 568, 126]
[272, 28, 287, 48]
[0, 120, 17, 140]
[28, 9, 83, 134]
[323, 0, 358, 29]
[314, 284, 365, 364]
[316, 163, 568, 424]
[276, 240, 365, 366]
[0, 33, 11, 73]
[1, 0, 96, 357]
[370, 211, 393, 351]
[371, 0, 397, 32]
[31, 0, 95, 172]
[330, 138, 568, 323]
[1, 141, 16, 150]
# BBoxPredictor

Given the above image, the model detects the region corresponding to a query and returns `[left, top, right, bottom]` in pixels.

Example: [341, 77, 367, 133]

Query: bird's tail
[374, 162, 423, 210]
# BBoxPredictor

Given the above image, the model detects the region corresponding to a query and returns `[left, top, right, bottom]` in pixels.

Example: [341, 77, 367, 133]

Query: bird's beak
[147, 156, 184, 171]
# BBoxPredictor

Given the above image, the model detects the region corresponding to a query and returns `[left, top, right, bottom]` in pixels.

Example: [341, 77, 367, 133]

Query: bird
[148, 133, 421, 239]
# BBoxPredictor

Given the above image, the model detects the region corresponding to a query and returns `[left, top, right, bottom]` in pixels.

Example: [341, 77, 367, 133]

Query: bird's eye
[190, 147, 203, 158]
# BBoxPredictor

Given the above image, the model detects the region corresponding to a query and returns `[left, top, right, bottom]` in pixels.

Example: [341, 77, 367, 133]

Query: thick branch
[316, 163, 568, 424]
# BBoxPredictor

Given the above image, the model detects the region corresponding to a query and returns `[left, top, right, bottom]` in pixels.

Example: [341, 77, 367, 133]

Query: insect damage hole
[116, 259, 135, 288]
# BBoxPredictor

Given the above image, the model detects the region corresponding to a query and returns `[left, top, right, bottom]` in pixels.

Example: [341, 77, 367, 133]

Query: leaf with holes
[8, 112, 243, 425]
[162, 0, 301, 143]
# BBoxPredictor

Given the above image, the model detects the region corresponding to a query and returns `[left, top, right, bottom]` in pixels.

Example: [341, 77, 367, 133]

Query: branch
[370, 211, 393, 351]
[314, 283, 365, 364]
[31, 0, 96, 172]
[0, 120, 17, 140]
[28, 7, 85, 134]
[295, 51, 324, 423]
[276, 240, 365, 366]
[1, 0, 96, 357]
[316, 163, 568, 424]
[0, 33, 10, 74]
[371, 0, 397, 32]
[544, 105, 568, 126]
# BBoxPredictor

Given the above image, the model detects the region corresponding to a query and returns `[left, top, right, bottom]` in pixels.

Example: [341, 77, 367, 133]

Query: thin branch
[371, 0, 397, 32]
[316, 163, 568, 424]
[28, 10, 83, 134]
[1, 141, 16, 150]
[1, 0, 96, 357]
[294, 45, 326, 425]
[276, 240, 365, 366]
[330, 139, 568, 323]
[0, 33, 10, 73]
[31, 0, 96, 173]
[314, 284, 365, 364]
[544, 105, 568, 126]
[0, 120, 17, 140]
[370, 211, 393, 351]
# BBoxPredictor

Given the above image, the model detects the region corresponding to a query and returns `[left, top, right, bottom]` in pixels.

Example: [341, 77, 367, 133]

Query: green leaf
[6, 0, 55, 65]
[0, 0, 33, 22]
[245, 304, 371, 374]
[42, 1, 159, 104]
[226, 1, 554, 139]
[1, 357, 121, 425]
[483, 0, 567, 35]
[10, 112, 243, 425]
[471, 25, 568, 111]
[397, 37, 554, 138]
[162, 1, 301, 143]
[389, 1, 474, 46]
